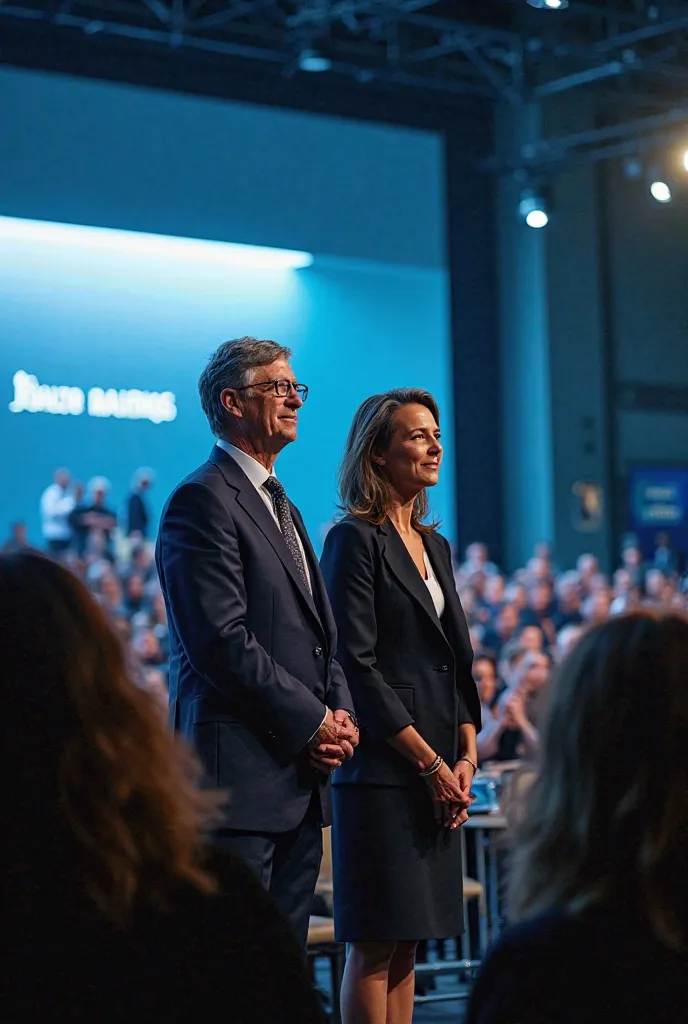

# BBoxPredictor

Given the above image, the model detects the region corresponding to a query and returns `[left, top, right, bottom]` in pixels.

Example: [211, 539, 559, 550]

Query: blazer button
[436, 664, 449, 672]
[313, 646, 324, 657]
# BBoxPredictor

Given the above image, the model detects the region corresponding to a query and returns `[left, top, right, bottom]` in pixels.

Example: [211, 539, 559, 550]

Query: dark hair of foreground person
[0, 550, 323, 1023]
[468, 611, 688, 1024]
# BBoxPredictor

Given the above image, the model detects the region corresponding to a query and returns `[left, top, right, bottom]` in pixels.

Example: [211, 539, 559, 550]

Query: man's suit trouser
[214, 793, 323, 951]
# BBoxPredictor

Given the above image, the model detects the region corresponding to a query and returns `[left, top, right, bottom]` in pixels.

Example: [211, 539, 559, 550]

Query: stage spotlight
[682, 149, 688, 173]
[518, 188, 550, 228]
[649, 179, 672, 203]
[527, 0, 569, 9]
[298, 49, 332, 72]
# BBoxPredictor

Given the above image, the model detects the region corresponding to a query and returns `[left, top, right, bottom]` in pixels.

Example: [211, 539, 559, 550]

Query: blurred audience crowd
[4, 469, 686, 769]
[454, 537, 687, 767]
[2, 466, 168, 712]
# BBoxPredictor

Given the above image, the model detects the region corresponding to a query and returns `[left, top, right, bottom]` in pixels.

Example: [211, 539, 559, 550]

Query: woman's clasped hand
[422, 758, 474, 829]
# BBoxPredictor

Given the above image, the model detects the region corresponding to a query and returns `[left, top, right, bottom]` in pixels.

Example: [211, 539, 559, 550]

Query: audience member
[79, 476, 118, 559]
[459, 542, 500, 578]
[468, 612, 688, 1023]
[653, 531, 679, 574]
[551, 572, 583, 630]
[122, 571, 146, 614]
[126, 467, 154, 539]
[478, 651, 548, 765]
[555, 622, 584, 662]
[1, 550, 324, 1023]
[518, 625, 545, 652]
[39, 467, 76, 556]
[620, 539, 645, 589]
[129, 540, 157, 582]
[473, 651, 499, 723]
[482, 603, 520, 654]
[581, 589, 611, 626]
[524, 557, 551, 584]
[575, 553, 599, 595]
[503, 580, 527, 614]
[497, 641, 527, 690]
[609, 567, 633, 614]
[1, 520, 31, 553]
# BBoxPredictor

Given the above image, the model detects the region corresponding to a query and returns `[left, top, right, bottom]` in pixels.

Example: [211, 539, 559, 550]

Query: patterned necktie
[263, 476, 311, 594]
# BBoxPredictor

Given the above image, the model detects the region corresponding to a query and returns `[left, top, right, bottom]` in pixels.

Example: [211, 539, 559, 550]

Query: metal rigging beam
[596, 13, 688, 53]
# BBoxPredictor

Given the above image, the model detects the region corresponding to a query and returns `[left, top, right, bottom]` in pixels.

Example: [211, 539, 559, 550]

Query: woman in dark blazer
[320, 388, 481, 1024]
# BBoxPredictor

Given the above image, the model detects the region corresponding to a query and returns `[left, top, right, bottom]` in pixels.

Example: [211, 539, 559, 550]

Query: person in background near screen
[653, 531, 679, 575]
[70, 477, 118, 561]
[127, 468, 154, 539]
[467, 611, 688, 1024]
[40, 467, 76, 557]
[1, 520, 31, 554]
[68, 481, 89, 557]
[1, 550, 325, 1023]
[321, 388, 480, 1024]
[156, 337, 357, 950]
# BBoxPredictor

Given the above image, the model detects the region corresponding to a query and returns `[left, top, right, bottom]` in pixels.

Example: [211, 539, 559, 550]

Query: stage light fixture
[682, 149, 688, 173]
[0, 216, 314, 269]
[298, 49, 332, 72]
[649, 179, 672, 203]
[518, 188, 550, 229]
[527, 0, 569, 9]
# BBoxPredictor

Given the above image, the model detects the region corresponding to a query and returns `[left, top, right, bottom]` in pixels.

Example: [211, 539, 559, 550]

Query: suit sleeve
[320, 522, 414, 742]
[160, 481, 326, 757]
[441, 536, 482, 732]
[326, 657, 355, 717]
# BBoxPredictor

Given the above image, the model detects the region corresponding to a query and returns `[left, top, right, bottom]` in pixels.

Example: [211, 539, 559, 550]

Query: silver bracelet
[419, 755, 443, 777]
[457, 756, 477, 775]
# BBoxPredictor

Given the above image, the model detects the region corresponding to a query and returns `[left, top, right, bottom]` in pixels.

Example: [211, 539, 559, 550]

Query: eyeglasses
[234, 378, 309, 401]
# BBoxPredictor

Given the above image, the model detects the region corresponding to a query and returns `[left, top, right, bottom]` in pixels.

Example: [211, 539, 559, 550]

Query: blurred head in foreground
[509, 611, 688, 949]
[1, 550, 221, 925]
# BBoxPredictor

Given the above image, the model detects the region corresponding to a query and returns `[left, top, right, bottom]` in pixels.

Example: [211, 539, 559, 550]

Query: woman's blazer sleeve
[320, 521, 415, 742]
[441, 535, 482, 732]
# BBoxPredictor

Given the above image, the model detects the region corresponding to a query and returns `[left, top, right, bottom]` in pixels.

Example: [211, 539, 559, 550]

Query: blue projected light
[0, 219, 451, 548]
[0, 216, 314, 270]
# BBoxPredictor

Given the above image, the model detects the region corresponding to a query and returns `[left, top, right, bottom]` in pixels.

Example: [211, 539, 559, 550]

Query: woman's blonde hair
[508, 611, 688, 949]
[2, 551, 223, 926]
[338, 388, 440, 533]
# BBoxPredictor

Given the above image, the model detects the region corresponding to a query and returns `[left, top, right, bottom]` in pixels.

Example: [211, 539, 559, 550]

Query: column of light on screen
[0, 216, 314, 269]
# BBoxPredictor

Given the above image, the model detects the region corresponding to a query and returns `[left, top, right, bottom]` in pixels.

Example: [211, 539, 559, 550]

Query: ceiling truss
[2, 1, 688, 173]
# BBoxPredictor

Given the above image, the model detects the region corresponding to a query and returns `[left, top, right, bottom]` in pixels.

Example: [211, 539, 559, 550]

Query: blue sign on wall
[628, 466, 688, 558]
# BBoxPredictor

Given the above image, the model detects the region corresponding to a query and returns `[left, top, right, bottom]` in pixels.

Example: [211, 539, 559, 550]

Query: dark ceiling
[2, 1, 688, 169]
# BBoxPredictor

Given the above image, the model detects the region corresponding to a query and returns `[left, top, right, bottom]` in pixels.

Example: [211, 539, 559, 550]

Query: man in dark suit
[126, 468, 153, 539]
[156, 336, 357, 948]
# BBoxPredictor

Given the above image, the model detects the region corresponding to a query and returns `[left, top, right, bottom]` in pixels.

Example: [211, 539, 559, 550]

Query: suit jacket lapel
[208, 447, 323, 630]
[380, 521, 449, 645]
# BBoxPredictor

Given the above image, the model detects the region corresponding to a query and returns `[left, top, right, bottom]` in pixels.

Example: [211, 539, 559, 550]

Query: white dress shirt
[40, 484, 76, 541]
[215, 440, 312, 593]
[423, 549, 446, 618]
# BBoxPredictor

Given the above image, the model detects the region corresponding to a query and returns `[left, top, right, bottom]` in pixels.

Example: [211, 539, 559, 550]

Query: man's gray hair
[198, 336, 291, 437]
